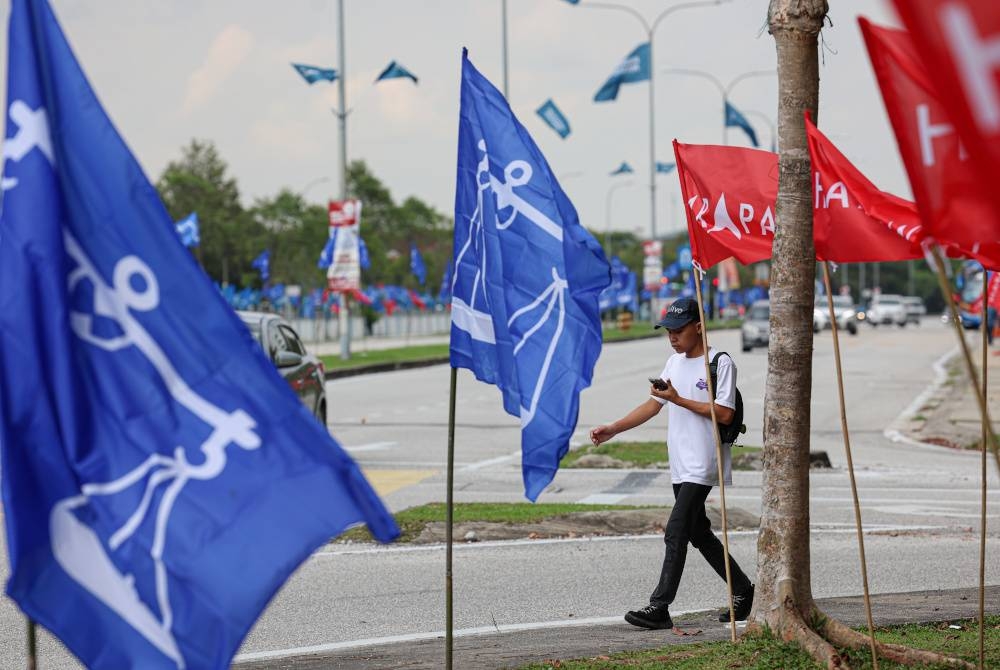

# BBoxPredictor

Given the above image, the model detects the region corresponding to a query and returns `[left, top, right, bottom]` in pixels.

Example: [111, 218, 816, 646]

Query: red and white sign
[859, 17, 1000, 269]
[327, 199, 363, 291]
[673, 140, 777, 270]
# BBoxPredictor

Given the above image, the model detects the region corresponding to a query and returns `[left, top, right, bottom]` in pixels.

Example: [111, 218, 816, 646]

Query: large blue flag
[0, 2, 399, 669]
[452, 50, 610, 501]
[535, 99, 571, 139]
[291, 62, 338, 84]
[375, 60, 418, 84]
[410, 242, 426, 285]
[725, 101, 759, 147]
[174, 212, 199, 248]
[594, 43, 650, 102]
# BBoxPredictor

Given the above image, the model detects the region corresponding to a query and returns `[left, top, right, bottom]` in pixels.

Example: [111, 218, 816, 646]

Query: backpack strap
[708, 351, 729, 399]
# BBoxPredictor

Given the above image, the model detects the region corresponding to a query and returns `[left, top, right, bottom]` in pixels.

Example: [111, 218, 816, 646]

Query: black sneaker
[718, 584, 754, 622]
[625, 604, 673, 629]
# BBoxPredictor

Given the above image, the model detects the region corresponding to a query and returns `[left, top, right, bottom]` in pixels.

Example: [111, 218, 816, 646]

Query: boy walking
[589, 298, 754, 629]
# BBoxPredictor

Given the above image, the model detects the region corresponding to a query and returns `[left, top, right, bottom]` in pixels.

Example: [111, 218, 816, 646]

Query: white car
[866, 294, 908, 327]
[901, 296, 927, 325]
[815, 294, 860, 335]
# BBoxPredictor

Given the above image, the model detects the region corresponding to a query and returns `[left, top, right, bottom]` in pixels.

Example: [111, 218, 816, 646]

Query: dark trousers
[649, 482, 752, 607]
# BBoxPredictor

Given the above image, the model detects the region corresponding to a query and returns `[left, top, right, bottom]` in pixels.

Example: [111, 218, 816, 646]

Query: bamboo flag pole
[930, 246, 1000, 477]
[822, 262, 878, 670]
[977, 277, 989, 670]
[27, 618, 36, 670]
[693, 269, 737, 642]
[445, 366, 457, 670]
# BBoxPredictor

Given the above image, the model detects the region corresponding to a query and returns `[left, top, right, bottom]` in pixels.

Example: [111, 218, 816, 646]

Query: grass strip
[336, 501, 656, 544]
[519, 615, 1000, 669]
[561, 441, 762, 470]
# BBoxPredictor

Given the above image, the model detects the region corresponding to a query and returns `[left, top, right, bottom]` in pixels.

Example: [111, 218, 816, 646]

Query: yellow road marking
[362, 469, 437, 496]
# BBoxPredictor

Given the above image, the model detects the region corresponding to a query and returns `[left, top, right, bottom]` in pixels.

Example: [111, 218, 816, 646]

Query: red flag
[806, 114, 924, 262]
[673, 140, 777, 269]
[891, 2, 1000, 224]
[859, 17, 1000, 269]
[989, 272, 1000, 311]
[407, 289, 427, 311]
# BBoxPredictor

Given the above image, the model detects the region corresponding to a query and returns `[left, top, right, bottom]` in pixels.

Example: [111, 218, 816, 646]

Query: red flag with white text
[859, 17, 1000, 269]
[806, 114, 924, 262]
[672, 140, 777, 270]
[892, 1, 1000, 225]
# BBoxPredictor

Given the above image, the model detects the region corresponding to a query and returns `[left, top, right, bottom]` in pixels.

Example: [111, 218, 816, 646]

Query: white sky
[2, 0, 903, 240]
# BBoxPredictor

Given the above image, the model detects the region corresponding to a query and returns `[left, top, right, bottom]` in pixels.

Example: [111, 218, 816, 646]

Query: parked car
[237, 311, 327, 425]
[741, 300, 770, 352]
[901, 296, 927, 325]
[815, 295, 859, 335]
[865, 294, 908, 327]
[812, 306, 829, 333]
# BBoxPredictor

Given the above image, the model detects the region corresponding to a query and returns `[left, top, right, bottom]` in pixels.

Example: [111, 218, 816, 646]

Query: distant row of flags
[291, 59, 418, 85]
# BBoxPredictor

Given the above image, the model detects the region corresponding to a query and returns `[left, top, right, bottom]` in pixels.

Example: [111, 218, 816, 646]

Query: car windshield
[816, 295, 853, 308]
[878, 296, 901, 305]
[748, 305, 769, 320]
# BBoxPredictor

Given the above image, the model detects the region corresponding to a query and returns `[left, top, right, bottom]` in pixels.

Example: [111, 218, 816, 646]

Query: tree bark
[757, 0, 827, 624]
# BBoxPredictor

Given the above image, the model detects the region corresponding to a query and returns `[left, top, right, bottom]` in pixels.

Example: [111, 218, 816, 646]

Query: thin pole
[336, 0, 351, 361]
[26, 618, 36, 670]
[647, 30, 657, 242]
[501, 0, 509, 99]
[446, 367, 457, 670]
[932, 247, 1000, 476]
[693, 268, 736, 642]
[822, 262, 878, 669]
[978, 276, 988, 670]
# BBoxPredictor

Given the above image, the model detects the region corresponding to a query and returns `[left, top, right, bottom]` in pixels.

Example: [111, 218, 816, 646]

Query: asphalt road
[2, 319, 998, 668]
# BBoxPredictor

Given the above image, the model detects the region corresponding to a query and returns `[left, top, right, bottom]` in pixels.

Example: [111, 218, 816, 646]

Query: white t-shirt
[651, 347, 737, 486]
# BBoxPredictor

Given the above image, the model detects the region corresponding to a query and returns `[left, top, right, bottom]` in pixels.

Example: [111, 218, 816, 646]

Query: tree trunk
[757, 0, 826, 625]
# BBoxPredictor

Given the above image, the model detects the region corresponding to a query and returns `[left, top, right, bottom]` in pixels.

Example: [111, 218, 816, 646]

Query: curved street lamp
[660, 68, 776, 144]
[573, 0, 730, 242]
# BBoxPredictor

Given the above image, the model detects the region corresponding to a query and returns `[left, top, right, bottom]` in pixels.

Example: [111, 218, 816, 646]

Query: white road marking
[461, 449, 521, 471]
[576, 493, 628, 504]
[344, 441, 397, 453]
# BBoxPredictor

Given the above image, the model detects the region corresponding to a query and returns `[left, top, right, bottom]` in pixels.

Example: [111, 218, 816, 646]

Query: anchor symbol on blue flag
[451, 50, 610, 501]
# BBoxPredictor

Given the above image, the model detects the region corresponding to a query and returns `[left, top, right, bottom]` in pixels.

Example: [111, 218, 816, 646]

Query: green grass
[519, 616, 1000, 669]
[336, 501, 656, 543]
[560, 441, 762, 470]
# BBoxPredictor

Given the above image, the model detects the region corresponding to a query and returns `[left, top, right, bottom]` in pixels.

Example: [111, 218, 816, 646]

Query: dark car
[741, 300, 770, 352]
[238, 311, 327, 425]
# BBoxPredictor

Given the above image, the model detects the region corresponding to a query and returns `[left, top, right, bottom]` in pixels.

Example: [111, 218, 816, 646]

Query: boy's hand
[650, 379, 678, 403]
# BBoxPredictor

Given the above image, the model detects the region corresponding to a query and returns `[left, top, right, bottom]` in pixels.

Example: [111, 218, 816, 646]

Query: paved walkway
[236, 585, 1000, 669]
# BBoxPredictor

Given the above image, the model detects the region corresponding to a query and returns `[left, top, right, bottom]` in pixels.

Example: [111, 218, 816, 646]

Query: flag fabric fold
[806, 114, 924, 262]
[291, 62, 337, 84]
[859, 17, 1000, 269]
[673, 141, 777, 269]
[452, 50, 610, 501]
[375, 60, 418, 84]
[725, 101, 759, 147]
[536, 99, 571, 139]
[1, 4, 398, 668]
[594, 43, 650, 102]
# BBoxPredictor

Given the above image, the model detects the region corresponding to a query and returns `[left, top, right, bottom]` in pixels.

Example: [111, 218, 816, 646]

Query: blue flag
[594, 43, 650, 102]
[291, 62, 337, 84]
[535, 99, 571, 139]
[375, 60, 418, 84]
[251, 248, 270, 282]
[359, 235, 371, 270]
[318, 233, 336, 269]
[655, 161, 675, 174]
[174, 212, 200, 247]
[0, 3, 398, 668]
[452, 50, 610, 501]
[410, 242, 426, 285]
[610, 161, 634, 176]
[439, 263, 453, 303]
[725, 101, 759, 147]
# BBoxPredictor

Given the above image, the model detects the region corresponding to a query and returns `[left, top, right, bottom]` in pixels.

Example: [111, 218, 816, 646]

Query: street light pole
[501, 0, 510, 99]
[581, 1, 728, 242]
[336, 0, 351, 361]
[661, 68, 776, 145]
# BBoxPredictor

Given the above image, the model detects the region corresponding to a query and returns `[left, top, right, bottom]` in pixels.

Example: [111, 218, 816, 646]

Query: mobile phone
[648, 377, 668, 391]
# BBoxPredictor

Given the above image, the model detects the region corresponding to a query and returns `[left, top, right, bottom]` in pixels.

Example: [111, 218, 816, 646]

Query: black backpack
[709, 351, 746, 445]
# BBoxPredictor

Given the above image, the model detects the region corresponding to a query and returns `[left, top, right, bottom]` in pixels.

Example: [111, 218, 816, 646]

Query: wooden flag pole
[977, 278, 989, 670]
[27, 618, 36, 670]
[446, 366, 457, 670]
[822, 262, 879, 670]
[931, 246, 1000, 477]
[693, 270, 737, 642]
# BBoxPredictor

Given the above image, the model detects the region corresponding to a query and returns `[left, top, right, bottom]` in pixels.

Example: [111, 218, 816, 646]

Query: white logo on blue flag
[451, 50, 610, 501]
[0, 2, 398, 668]
[174, 211, 199, 247]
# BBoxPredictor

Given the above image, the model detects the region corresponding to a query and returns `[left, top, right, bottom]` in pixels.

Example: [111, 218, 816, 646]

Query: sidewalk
[236, 585, 1000, 669]
[311, 333, 449, 357]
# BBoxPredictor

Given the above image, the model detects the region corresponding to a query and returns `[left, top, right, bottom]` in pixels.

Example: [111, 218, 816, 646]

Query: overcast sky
[2, 0, 903, 240]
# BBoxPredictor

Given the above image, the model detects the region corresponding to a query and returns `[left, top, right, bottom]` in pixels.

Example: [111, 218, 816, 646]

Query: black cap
[655, 297, 700, 330]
